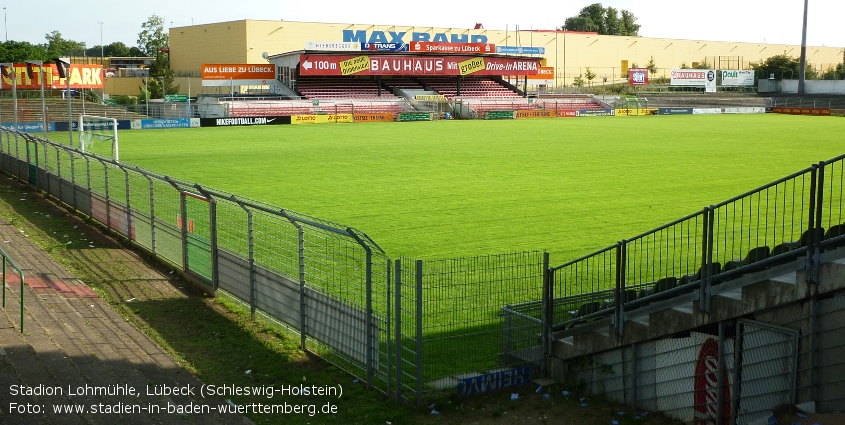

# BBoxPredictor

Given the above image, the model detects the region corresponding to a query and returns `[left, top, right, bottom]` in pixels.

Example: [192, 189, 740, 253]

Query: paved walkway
[0, 177, 251, 424]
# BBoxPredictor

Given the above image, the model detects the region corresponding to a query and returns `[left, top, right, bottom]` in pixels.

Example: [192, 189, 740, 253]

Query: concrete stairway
[0, 217, 251, 424]
[551, 248, 845, 361]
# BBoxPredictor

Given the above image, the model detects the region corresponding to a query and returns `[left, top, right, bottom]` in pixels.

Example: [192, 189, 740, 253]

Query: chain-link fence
[2, 126, 843, 414]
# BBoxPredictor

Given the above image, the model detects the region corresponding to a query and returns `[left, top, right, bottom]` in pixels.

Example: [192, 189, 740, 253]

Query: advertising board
[670, 69, 717, 92]
[409, 42, 495, 54]
[628, 68, 648, 85]
[0, 64, 103, 90]
[300, 54, 540, 76]
[495, 46, 545, 55]
[201, 64, 275, 80]
[720, 70, 754, 86]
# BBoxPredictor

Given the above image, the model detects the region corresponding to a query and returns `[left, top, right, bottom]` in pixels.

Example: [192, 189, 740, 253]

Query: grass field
[111, 114, 844, 262]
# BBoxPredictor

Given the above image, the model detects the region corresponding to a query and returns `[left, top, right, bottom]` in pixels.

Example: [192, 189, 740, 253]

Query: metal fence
[2, 125, 843, 411]
[0, 127, 548, 405]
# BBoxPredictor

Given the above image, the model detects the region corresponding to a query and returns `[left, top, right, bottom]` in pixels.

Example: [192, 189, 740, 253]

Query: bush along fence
[0, 127, 843, 411]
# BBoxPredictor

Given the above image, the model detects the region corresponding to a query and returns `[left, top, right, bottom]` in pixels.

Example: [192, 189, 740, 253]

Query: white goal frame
[79, 115, 119, 162]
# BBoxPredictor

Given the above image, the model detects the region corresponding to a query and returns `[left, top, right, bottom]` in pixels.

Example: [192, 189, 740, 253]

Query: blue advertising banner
[361, 43, 410, 52]
[53, 120, 131, 132]
[1, 122, 55, 132]
[658, 107, 694, 115]
[456, 367, 530, 396]
[495, 46, 545, 55]
[133, 118, 192, 129]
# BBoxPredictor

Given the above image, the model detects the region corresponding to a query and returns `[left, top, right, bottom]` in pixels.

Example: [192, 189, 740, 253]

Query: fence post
[345, 228, 375, 389]
[277, 209, 308, 350]
[69, 146, 76, 211]
[146, 175, 156, 257]
[805, 166, 817, 285]
[699, 207, 712, 313]
[541, 251, 551, 377]
[810, 162, 824, 285]
[386, 258, 392, 397]
[103, 159, 111, 232]
[235, 201, 255, 320]
[415, 259, 423, 408]
[615, 241, 625, 337]
[716, 320, 727, 425]
[297, 224, 306, 349]
[394, 258, 402, 403]
[56, 146, 62, 204]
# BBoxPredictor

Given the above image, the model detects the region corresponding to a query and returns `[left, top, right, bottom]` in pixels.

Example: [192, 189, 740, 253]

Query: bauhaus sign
[300, 54, 540, 76]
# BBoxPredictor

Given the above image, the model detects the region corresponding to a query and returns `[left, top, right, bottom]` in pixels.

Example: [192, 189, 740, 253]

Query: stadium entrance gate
[180, 191, 217, 290]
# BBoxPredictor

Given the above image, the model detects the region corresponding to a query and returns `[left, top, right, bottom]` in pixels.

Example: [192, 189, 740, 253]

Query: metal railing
[0, 244, 26, 333]
[533, 154, 843, 340]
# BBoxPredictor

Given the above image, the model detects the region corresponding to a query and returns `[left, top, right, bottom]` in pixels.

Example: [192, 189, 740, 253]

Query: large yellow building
[168, 19, 844, 90]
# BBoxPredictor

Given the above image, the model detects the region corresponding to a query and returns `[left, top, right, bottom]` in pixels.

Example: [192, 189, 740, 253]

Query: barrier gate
[180, 191, 216, 290]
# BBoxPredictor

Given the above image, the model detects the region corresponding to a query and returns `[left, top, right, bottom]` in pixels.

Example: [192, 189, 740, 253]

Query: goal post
[78, 115, 119, 162]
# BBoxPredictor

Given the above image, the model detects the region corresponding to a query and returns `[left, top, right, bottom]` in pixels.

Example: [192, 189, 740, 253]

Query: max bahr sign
[199, 116, 291, 127]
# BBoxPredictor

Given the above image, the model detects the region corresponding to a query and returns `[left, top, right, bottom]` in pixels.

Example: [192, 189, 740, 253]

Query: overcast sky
[10, 1, 845, 50]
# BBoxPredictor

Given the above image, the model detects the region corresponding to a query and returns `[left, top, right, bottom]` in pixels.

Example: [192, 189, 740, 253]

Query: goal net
[79, 115, 119, 161]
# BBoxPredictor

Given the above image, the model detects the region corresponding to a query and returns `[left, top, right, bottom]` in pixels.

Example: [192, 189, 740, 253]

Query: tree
[562, 3, 640, 36]
[604, 7, 620, 36]
[137, 14, 179, 99]
[585, 67, 596, 86]
[693, 59, 712, 69]
[563, 16, 597, 32]
[137, 15, 169, 56]
[751, 54, 800, 79]
[619, 10, 640, 36]
[820, 63, 845, 80]
[0, 40, 48, 62]
[646, 56, 658, 76]
[45, 30, 86, 58]
[573, 75, 585, 88]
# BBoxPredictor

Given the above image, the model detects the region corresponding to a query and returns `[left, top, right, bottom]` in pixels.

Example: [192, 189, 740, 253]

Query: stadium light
[55, 57, 73, 146]
[24, 60, 47, 140]
[798, 0, 809, 94]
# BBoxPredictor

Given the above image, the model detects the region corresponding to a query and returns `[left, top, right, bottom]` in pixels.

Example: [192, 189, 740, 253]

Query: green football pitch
[110, 114, 843, 261]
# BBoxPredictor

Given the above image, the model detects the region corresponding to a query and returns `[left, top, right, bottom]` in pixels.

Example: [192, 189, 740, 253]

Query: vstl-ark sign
[343, 29, 488, 44]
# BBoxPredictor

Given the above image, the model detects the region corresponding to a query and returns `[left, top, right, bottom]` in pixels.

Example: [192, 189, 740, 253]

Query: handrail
[544, 152, 842, 335]
[0, 244, 26, 333]
[711, 165, 816, 209]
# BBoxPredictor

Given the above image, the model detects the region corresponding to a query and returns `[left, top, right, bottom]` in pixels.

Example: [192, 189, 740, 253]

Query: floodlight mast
[798, 0, 809, 94]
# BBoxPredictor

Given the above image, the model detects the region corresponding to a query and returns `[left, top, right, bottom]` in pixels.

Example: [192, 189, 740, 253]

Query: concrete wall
[105, 77, 225, 97]
[779, 79, 845, 95]
[168, 19, 845, 87]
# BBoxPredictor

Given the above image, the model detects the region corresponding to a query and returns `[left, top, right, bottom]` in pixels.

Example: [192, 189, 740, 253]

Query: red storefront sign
[629, 68, 648, 85]
[299, 54, 540, 76]
[409, 42, 495, 54]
